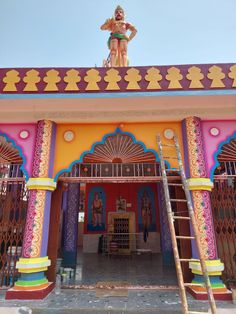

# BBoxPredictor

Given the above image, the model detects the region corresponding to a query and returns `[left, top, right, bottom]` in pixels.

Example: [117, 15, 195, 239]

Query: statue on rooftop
[100, 5, 137, 67]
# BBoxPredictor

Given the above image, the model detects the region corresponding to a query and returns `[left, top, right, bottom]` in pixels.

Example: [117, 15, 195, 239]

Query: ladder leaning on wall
[156, 134, 217, 314]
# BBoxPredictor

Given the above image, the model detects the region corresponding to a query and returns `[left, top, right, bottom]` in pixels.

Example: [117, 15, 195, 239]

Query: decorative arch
[0, 133, 28, 180]
[210, 131, 236, 180]
[82, 129, 157, 163]
[55, 128, 169, 180]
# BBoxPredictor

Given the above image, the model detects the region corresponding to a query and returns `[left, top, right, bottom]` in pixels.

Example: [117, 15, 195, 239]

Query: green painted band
[192, 281, 225, 288]
[15, 278, 48, 287]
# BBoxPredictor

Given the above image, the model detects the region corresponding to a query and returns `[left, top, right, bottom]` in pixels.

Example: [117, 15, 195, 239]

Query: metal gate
[211, 178, 236, 286]
[0, 164, 28, 287]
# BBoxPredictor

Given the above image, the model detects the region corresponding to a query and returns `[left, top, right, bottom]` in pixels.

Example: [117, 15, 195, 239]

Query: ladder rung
[168, 183, 183, 186]
[162, 143, 176, 147]
[173, 216, 190, 220]
[188, 312, 209, 314]
[176, 236, 195, 240]
[163, 156, 178, 159]
[170, 199, 187, 202]
[179, 258, 199, 262]
[166, 168, 179, 172]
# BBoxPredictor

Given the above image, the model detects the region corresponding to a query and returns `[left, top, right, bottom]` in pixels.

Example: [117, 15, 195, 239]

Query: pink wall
[202, 120, 236, 179]
[0, 124, 37, 178]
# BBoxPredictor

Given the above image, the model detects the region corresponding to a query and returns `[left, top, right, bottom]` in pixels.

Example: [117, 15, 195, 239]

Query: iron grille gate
[211, 179, 236, 286]
[0, 165, 28, 287]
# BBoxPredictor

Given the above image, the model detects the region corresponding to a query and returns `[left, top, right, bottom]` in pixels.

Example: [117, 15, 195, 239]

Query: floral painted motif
[32, 120, 53, 178]
[22, 120, 55, 258]
[184, 117, 217, 260]
[185, 117, 207, 178]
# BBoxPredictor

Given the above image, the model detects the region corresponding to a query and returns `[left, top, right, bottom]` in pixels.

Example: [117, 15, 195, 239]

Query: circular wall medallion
[19, 130, 29, 139]
[63, 130, 74, 142]
[210, 127, 220, 137]
[164, 129, 174, 140]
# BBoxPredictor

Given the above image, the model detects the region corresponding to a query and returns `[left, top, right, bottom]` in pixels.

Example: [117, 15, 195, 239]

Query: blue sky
[0, 0, 235, 67]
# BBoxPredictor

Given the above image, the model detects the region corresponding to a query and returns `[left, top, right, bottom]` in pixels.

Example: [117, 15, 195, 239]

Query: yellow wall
[53, 122, 183, 179]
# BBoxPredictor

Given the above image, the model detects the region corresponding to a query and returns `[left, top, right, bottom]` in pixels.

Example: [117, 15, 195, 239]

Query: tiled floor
[64, 251, 177, 286]
[0, 252, 234, 313]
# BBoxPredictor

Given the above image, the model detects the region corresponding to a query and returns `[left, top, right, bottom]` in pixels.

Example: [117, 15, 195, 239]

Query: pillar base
[187, 286, 232, 301]
[188, 259, 232, 301]
[5, 282, 54, 300]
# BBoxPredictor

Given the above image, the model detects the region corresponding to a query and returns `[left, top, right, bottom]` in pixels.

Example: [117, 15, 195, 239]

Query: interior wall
[83, 182, 161, 253]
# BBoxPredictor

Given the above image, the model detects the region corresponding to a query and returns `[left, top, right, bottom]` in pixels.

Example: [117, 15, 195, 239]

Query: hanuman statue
[100, 5, 137, 67]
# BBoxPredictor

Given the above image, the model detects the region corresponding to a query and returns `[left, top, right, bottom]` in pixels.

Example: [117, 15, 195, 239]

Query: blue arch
[210, 131, 236, 181]
[54, 127, 171, 181]
[0, 132, 29, 180]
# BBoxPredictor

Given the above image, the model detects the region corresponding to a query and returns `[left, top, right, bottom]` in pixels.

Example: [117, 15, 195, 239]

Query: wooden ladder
[157, 134, 217, 314]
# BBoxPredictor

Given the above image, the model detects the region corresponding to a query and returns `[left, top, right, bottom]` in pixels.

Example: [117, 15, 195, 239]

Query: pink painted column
[6, 120, 57, 300]
[182, 116, 231, 300]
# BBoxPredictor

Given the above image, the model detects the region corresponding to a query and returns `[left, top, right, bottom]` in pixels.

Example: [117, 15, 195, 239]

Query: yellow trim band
[192, 269, 222, 276]
[189, 259, 224, 275]
[190, 259, 223, 267]
[27, 178, 57, 191]
[19, 267, 48, 273]
[187, 178, 214, 191]
[16, 256, 51, 270]
[17, 257, 49, 264]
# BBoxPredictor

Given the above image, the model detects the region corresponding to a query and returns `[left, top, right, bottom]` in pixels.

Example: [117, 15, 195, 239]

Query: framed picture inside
[116, 196, 126, 212]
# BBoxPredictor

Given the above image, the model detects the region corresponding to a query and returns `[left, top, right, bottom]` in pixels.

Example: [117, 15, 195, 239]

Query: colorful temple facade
[0, 63, 236, 300]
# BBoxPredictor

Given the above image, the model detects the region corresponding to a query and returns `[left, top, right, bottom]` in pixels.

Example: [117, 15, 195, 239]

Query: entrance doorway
[48, 181, 180, 287]
[47, 130, 191, 286]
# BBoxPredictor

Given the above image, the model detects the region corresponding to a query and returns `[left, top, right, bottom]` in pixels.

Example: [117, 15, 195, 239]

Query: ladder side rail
[173, 135, 217, 314]
[157, 135, 189, 314]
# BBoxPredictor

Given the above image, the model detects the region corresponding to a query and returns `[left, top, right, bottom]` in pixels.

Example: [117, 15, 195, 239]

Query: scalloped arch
[210, 131, 236, 180]
[0, 133, 28, 179]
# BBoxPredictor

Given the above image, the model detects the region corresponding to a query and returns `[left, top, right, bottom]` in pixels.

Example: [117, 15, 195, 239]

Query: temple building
[0, 6, 236, 302]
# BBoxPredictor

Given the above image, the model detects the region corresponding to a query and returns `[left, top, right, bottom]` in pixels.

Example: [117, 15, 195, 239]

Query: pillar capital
[16, 256, 51, 273]
[26, 178, 57, 191]
[187, 178, 213, 191]
[187, 259, 232, 300]
[189, 259, 224, 275]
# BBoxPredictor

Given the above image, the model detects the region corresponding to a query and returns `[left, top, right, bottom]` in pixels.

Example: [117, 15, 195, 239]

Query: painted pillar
[6, 120, 57, 300]
[157, 183, 174, 266]
[182, 116, 231, 300]
[62, 183, 79, 269]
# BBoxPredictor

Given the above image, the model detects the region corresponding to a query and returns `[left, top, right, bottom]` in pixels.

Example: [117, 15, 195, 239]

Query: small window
[78, 212, 84, 222]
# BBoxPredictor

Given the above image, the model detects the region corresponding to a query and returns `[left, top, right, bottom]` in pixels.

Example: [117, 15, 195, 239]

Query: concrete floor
[0, 289, 235, 313]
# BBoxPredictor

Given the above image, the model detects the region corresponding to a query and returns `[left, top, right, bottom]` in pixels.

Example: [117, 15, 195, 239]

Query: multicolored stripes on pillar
[182, 116, 217, 260]
[187, 259, 231, 300]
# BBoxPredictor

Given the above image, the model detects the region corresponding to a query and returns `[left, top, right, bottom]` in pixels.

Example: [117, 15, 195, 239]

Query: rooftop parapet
[0, 63, 236, 94]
